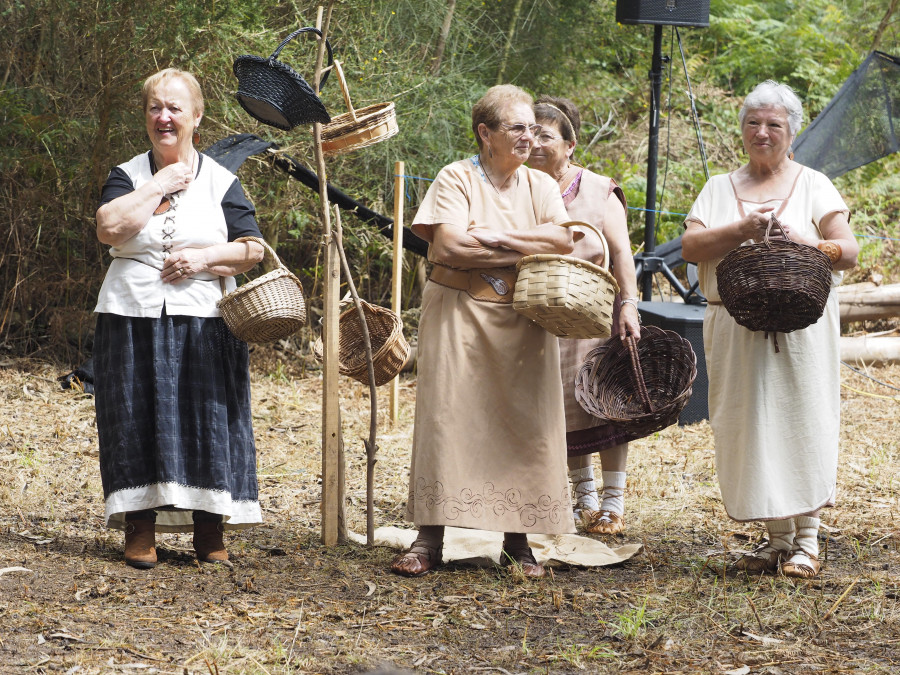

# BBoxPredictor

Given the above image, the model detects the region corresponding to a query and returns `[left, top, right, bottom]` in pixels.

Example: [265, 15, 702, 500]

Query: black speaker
[637, 301, 709, 426]
[616, 0, 710, 27]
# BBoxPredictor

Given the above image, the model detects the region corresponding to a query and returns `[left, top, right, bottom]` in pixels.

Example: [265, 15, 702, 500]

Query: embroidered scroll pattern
[409, 479, 568, 528]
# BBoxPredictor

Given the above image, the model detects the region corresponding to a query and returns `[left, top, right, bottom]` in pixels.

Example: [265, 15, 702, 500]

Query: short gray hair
[739, 80, 803, 137]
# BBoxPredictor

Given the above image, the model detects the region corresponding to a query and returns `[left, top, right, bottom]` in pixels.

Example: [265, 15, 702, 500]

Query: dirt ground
[1, 352, 899, 674]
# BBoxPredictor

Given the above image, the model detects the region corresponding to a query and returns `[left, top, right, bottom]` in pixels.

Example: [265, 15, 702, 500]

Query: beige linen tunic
[686, 167, 849, 521]
[407, 158, 576, 534]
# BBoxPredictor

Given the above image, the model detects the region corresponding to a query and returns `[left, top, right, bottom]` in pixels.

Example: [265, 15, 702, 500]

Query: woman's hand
[738, 206, 777, 241]
[468, 227, 503, 249]
[616, 302, 641, 341]
[153, 161, 195, 195]
[162, 247, 209, 284]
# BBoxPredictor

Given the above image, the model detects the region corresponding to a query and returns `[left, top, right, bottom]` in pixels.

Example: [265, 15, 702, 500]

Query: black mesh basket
[233, 27, 333, 130]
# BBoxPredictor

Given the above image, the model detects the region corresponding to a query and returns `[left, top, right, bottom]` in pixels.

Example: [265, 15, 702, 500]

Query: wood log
[837, 282, 900, 323]
[840, 336, 900, 365]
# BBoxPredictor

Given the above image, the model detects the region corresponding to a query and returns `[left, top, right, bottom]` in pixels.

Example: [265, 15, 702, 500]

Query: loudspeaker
[637, 301, 709, 426]
[616, 0, 710, 27]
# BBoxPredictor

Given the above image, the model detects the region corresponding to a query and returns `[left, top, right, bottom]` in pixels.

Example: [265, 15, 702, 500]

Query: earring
[489, 145, 493, 158]
[193, 128, 201, 146]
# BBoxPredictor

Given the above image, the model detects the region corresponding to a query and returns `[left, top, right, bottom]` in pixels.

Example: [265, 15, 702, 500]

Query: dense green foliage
[3, 0, 899, 359]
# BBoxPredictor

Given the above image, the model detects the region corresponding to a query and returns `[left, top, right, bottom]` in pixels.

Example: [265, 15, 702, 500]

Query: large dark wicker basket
[716, 214, 833, 334]
[233, 27, 333, 130]
[575, 325, 697, 435]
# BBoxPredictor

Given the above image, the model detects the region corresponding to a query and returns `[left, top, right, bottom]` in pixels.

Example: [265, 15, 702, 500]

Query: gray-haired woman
[681, 80, 858, 578]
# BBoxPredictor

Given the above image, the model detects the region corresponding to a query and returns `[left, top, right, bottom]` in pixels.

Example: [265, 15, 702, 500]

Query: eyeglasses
[499, 122, 542, 138]
[535, 131, 563, 145]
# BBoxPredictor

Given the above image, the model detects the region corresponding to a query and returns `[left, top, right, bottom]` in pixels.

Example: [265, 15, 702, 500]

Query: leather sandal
[390, 544, 442, 577]
[500, 545, 545, 578]
[781, 548, 821, 579]
[583, 510, 626, 535]
[732, 544, 787, 574]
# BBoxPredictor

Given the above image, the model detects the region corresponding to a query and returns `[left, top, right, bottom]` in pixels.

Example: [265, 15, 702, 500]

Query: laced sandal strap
[599, 485, 625, 501]
[572, 477, 597, 499]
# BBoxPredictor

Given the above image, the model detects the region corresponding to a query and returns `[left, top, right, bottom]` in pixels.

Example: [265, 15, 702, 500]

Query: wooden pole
[390, 161, 405, 423]
[313, 2, 344, 546]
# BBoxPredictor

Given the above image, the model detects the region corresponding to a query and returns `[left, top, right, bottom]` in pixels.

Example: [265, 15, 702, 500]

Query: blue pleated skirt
[94, 310, 261, 532]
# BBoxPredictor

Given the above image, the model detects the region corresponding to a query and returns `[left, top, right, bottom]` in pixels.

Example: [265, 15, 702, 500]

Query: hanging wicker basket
[313, 300, 410, 387]
[320, 60, 399, 156]
[716, 214, 833, 333]
[513, 221, 620, 339]
[575, 325, 697, 436]
[217, 237, 307, 343]
[233, 27, 333, 130]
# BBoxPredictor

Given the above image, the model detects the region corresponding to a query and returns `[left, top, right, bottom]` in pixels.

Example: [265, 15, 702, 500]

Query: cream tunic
[686, 167, 849, 521]
[407, 158, 575, 534]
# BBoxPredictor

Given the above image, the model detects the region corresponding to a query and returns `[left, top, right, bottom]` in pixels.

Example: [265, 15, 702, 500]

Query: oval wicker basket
[716, 214, 833, 333]
[575, 325, 697, 436]
[313, 300, 410, 387]
[233, 27, 332, 130]
[321, 60, 399, 156]
[217, 237, 307, 343]
[513, 221, 620, 339]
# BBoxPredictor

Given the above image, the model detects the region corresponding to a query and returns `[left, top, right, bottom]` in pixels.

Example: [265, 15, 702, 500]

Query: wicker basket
[716, 214, 833, 333]
[575, 325, 697, 435]
[313, 300, 410, 387]
[218, 237, 307, 343]
[233, 27, 332, 130]
[513, 221, 620, 339]
[321, 60, 399, 156]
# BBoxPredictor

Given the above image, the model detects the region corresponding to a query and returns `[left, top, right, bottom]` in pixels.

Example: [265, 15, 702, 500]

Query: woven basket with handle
[575, 325, 697, 436]
[716, 213, 832, 334]
[313, 300, 410, 387]
[321, 60, 398, 156]
[217, 237, 306, 343]
[513, 221, 620, 339]
[233, 27, 333, 130]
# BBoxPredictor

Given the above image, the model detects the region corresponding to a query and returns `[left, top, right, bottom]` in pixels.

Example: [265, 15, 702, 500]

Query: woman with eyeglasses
[528, 96, 641, 536]
[94, 68, 265, 569]
[390, 84, 578, 578]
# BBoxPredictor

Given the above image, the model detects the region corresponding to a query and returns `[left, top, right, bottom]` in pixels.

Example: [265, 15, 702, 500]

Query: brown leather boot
[124, 520, 157, 569]
[193, 520, 229, 563]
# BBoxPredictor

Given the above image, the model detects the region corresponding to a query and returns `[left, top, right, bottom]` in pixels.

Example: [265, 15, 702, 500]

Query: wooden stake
[313, 2, 344, 546]
[390, 161, 405, 423]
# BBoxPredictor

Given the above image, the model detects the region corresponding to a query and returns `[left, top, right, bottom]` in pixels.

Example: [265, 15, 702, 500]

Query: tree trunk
[837, 282, 900, 323]
[841, 336, 900, 365]
[430, 0, 456, 75]
[495, 0, 525, 85]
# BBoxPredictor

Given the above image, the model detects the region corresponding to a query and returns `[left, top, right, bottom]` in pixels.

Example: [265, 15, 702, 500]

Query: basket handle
[234, 236, 287, 272]
[559, 220, 610, 270]
[763, 213, 793, 245]
[625, 335, 654, 414]
[269, 27, 334, 91]
[332, 60, 358, 122]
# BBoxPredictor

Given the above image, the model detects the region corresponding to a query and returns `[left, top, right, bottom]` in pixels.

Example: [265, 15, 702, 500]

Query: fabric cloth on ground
[351, 526, 642, 568]
[685, 167, 848, 521]
[407, 159, 575, 535]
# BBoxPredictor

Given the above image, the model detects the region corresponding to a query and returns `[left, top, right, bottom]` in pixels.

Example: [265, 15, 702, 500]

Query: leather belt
[429, 264, 518, 304]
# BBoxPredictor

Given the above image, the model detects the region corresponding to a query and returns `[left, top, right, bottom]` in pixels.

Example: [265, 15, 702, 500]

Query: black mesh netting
[793, 50, 900, 179]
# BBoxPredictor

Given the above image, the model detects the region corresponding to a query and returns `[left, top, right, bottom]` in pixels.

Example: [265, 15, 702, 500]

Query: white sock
[792, 516, 820, 558]
[765, 519, 795, 552]
[569, 466, 599, 512]
[600, 471, 626, 515]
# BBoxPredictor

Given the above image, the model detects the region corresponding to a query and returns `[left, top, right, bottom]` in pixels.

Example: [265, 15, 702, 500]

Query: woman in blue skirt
[94, 68, 264, 568]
